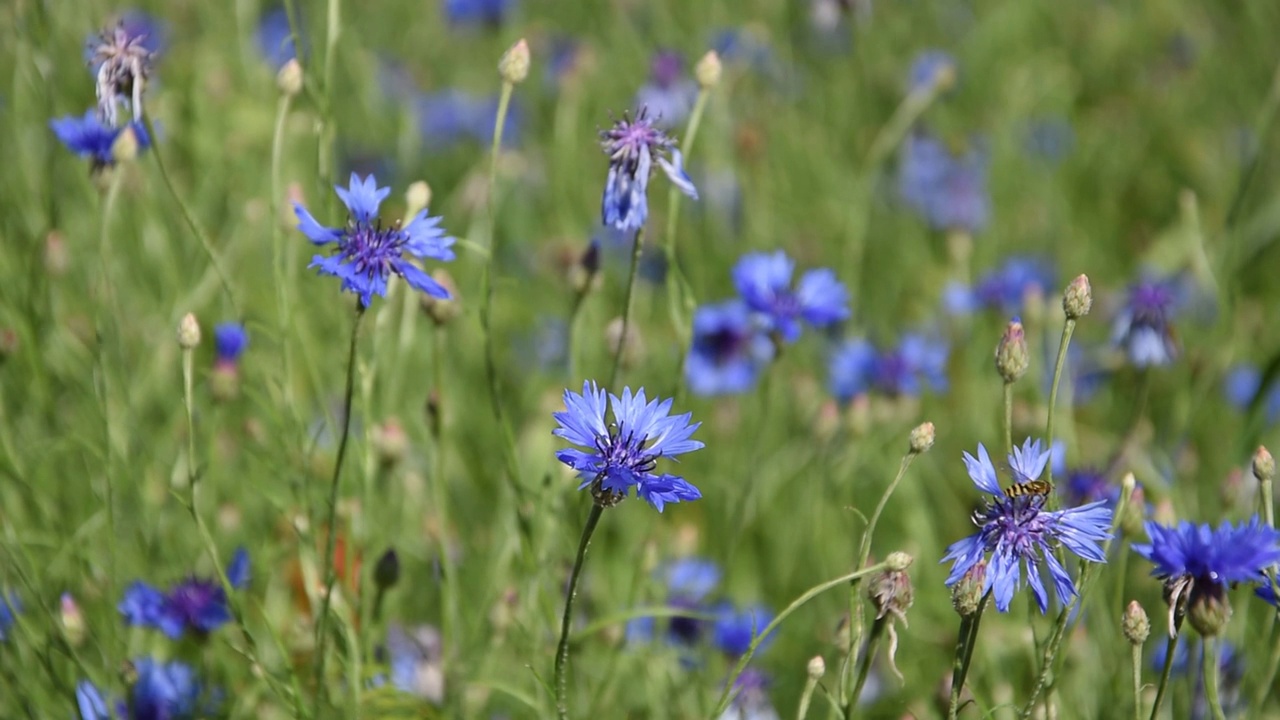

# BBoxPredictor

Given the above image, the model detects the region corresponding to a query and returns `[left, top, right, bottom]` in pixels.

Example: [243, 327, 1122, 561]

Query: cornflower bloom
[382, 623, 445, 702]
[599, 108, 697, 233]
[1224, 364, 1280, 425]
[77, 658, 206, 720]
[634, 51, 698, 129]
[553, 381, 703, 511]
[897, 130, 990, 234]
[686, 300, 775, 396]
[942, 439, 1113, 612]
[944, 256, 1055, 315]
[294, 173, 455, 308]
[732, 251, 849, 343]
[119, 548, 250, 638]
[712, 603, 775, 657]
[213, 323, 248, 368]
[626, 558, 722, 646]
[50, 111, 150, 170]
[828, 332, 948, 402]
[88, 20, 156, 127]
[1111, 277, 1182, 367]
[1132, 517, 1280, 635]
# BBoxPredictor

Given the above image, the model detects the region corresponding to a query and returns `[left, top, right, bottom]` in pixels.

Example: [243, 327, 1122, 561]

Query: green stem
[842, 452, 917, 707]
[554, 504, 605, 720]
[1003, 381, 1014, 456]
[317, 0, 341, 189]
[709, 563, 889, 719]
[664, 88, 710, 395]
[949, 596, 989, 720]
[565, 283, 591, 384]
[1044, 319, 1076, 488]
[609, 227, 645, 391]
[796, 673, 820, 720]
[1132, 643, 1144, 720]
[430, 324, 460, 663]
[141, 117, 238, 315]
[270, 93, 296, 410]
[848, 618, 884, 715]
[311, 306, 364, 714]
[95, 171, 123, 632]
[1150, 634, 1180, 720]
[1251, 620, 1280, 717]
[1203, 638, 1228, 720]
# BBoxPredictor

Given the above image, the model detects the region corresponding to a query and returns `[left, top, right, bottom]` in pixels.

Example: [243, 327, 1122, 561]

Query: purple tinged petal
[227, 547, 251, 589]
[964, 444, 1003, 496]
[293, 203, 341, 245]
[394, 259, 450, 299]
[796, 268, 850, 326]
[335, 173, 391, 222]
[657, 149, 699, 199]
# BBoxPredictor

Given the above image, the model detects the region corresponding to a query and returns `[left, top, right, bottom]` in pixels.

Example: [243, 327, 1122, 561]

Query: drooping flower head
[828, 333, 948, 402]
[1111, 277, 1182, 368]
[294, 173, 455, 308]
[88, 19, 156, 127]
[686, 300, 775, 396]
[1132, 517, 1280, 635]
[213, 323, 248, 366]
[50, 111, 151, 170]
[732, 251, 849, 344]
[599, 108, 698, 233]
[634, 51, 698, 129]
[942, 439, 1113, 613]
[118, 548, 250, 639]
[553, 381, 703, 511]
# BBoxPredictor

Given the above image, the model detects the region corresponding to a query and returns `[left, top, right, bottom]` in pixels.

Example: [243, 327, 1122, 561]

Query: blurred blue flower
[85, 11, 166, 67]
[294, 173, 455, 308]
[1111, 277, 1182, 368]
[711, 27, 778, 79]
[1133, 517, 1280, 594]
[553, 381, 704, 511]
[255, 7, 301, 71]
[828, 333, 948, 402]
[898, 131, 990, 234]
[384, 623, 445, 702]
[50, 111, 151, 168]
[444, 0, 512, 27]
[118, 549, 250, 639]
[712, 604, 775, 657]
[945, 256, 1055, 315]
[943, 439, 1113, 613]
[720, 668, 778, 720]
[686, 300, 775, 397]
[226, 546, 251, 588]
[664, 558, 722, 602]
[545, 36, 589, 90]
[599, 108, 697, 233]
[528, 317, 569, 373]
[1150, 640, 1244, 720]
[634, 51, 698, 129]
[214, 323, 248, 365]
[0, 590, 20, 642]
[76, 681, 111, 720]
[1224, 364, 1280, 424]
[413, 90, 521, 151]
[627, 558, 722, 647]
[732, 251, 849, 343]
[907, 50, 956, 93]
[130, 658, 202, 719]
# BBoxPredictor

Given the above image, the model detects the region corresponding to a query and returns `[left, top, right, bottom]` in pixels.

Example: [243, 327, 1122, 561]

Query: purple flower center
[342, 221, 408, 284]
[1129, 282, 1174, 327]
[650, 52, 684, 88]
[977, 496, 1052, 555]
[601, 111, 673, 173]
[166, 578, 227, 631]
[697, 326, 749, 365]
[594, 423, 657, 475]
[667, 596, 705, 644]
[873, 350, 911, 395]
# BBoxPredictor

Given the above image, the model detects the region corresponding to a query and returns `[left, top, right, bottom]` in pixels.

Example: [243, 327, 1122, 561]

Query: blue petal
[293, 203, 341, 245]
[657, 149, 698, 200]
[335, 173, 390, 222]
[394, 259, 450, 299]
[76, 681, 111, 720]
[963, 444, 1003, 496]
[227, 547, 251, 589]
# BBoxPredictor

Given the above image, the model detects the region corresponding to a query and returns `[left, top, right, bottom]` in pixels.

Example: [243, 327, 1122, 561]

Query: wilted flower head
[942, 439, 1113, 612]
[944, 256, 1055, 315]
[634, 51, 698, 128]
[88, 19, 156, 127]
[50, 111, 151, 170]
[553, 381, 704, 511]
[213, 323, 248, 366]
[118, 548, 250, 639]
[713, 604, 775, 657]
[294, 173, 455, 308]
[828, 333, 948, 402]
[898, 131, 990, 234]
[599, 108, 698, 233]
[1111, 277, 1183, 368]
[686, 300, 775, 396]
[732, 251, 849, 343]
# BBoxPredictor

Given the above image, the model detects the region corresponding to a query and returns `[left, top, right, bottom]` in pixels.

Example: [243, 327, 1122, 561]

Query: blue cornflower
[256, 7, 305, 71]
[1224, 364, 1280, 424]
[294, 173, 455, 308]
[76, 681, 111, 719]
[686, 300, 775, 396]
[1111, 278, 1182, 367]
[944, 256, 1056, 315]
[444, 0, 512, 27]
[1132, 518, 1280, 628]
[553, 381, 704, 511]
[51, 111, 151, 168]
[626, 558, 721, 646]
[712, 604, 775, 657]
[118, 548, 250, 638]
[383, 623, 445, 702]
[898, 131, 990, 234]
[213, 323, 248, 366]
[634, 51, 698, 129]
[732, 251, 849, 343]
[828, 332, 948, 402]
[77, 658, 206, 720]
[665, 557, 722, 601]
[599, 108, 698, 233]
[907, 50, 956, 93]
[0, 590, 20, 642]
[943, 439, 1113, 613]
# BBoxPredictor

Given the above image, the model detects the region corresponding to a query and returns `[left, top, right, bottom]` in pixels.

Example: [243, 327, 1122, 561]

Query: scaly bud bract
[1253, 446, 1276, 484]
[695, 50, 722, 89]
[1063, 274, 1092, 320]
[177, 313, 201, 349]
[374, 548, 400, 591]
[277, 58, 303, 97]
[909, 422, 935, 454]
[951, 559, 986, 617]
[1122, 600, 1150, 646]
[995, 318, 1029, 383]
[807, 655, 826, 679]
[498, 39, 530, 85]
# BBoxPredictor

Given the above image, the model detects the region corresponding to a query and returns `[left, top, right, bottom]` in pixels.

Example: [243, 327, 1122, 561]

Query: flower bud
[951, 560, 986, 617]
[374, 548, 400, 591]
[111, 125, 140, 163]
[869, 560, 914, 623]
[807, 655, 826, 680]
[570, 240, 602, 295]
[371, 418, 409, 468]
[1063, 274, 1092, 320]
[885, 551, 914, 572]
[177, 313, 201, 349]
[909, 422, 935, 455]
[1187, 584, 1231, 637]
[405, 181, 432, 218]
[1253, 446, 1275, 484]
[498, 39, 530, 84]
[695, 50, 722, 89]
[994, 318, 1029, 384]
[60, 593, 86, 647]
[277, 58, 304, 97]
[419, 270, 460, 326]
[1122, 600, 1150, 646]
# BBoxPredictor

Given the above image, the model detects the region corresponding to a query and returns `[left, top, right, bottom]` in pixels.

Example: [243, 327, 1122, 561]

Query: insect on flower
[1003, 480, 1052, 498]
